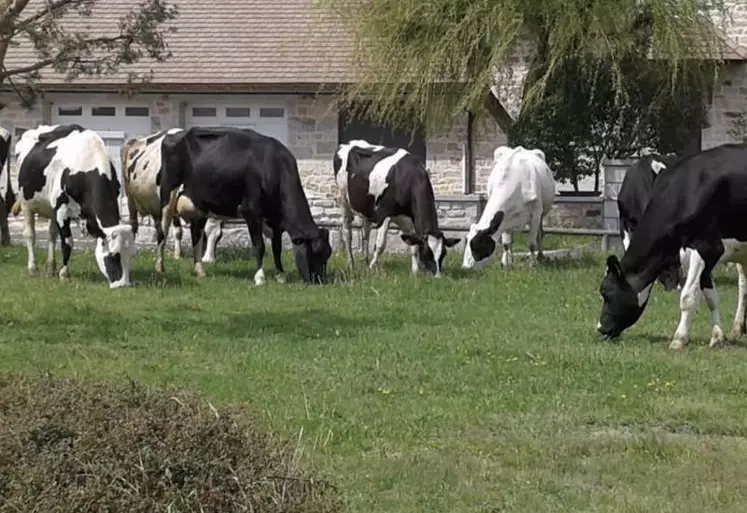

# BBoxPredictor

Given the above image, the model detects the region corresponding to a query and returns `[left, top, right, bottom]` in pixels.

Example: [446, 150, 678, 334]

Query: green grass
[2, 236, 747, 513]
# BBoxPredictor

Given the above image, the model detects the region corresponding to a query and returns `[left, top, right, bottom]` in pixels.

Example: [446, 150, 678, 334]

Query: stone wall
[546, 197, 603, 230]
[701, 61, 747, 149]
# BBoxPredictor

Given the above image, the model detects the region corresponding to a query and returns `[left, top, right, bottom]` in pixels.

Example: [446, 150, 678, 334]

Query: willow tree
[0, 0, 178, 244]
[315, 0, 730, 135]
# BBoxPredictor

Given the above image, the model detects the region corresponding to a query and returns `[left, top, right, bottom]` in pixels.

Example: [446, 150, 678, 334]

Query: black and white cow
[617, 152, 686, 290]
[462, 145, 555, 270]
[0, 126, 15, 245]
[10, 124, 136, 287]
[334, 139, 460, 276]
[159, 126, 332, 284]
[598, 143, 747, 350]
[122, 129, 272, 271]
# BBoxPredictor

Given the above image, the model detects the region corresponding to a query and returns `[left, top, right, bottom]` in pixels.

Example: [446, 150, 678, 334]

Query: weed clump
[0, 372, 340, 513]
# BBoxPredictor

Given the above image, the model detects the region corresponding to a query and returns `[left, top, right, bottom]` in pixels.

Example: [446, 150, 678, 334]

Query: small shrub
[0, 372, 341, 513]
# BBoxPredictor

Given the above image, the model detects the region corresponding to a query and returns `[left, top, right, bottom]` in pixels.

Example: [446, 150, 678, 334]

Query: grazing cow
[617, 152, 688, 291]
[597, 143, 747, 350]
[462, 145, 555, 270]
[122, 130, 274, 270]
[334, 139, 460, 276]
[10, 124, 136, 288]
[0, 127, 15, 245]
[159, 126, 331, 284]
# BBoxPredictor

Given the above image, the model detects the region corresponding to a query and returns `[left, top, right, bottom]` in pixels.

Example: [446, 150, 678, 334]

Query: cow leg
[127, 195, 139, 241]
[341, 205, 354, 269]
[243, 216, 266, 286]
[152, 214, 167, 274]
[189, 217, 208, 279]
[269, 225, 286, 284]
[369, 217, 391, 269]
[45, 221, 58, 277]
[500, 232, 513, 268]
[526, 211, 543, 267]
[201, 218, 223, 264]
[670, 243, 725, 350]
[729, 263, 747, 341]
[56, 217, 74, 282]
[361, 216, 372, 265]
[172, 217, 183, 260]
[22, 206, 38, 276]
[156, 205, 174, 273]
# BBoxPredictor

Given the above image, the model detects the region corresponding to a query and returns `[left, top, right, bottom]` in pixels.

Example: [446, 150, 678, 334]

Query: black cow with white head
[11, 124, 136, 287]
[159, 126, 331, 285]
[598, 143, 747, 350]
[334, 139, 459, 276]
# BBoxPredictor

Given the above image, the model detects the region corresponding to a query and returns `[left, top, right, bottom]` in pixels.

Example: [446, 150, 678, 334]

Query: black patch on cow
[469, 210, 504, 262]
[18, 125, 86, 201]
[598, 255, 644, 339]
[145, 130, 168, 146]
[103, 250, 123, 283]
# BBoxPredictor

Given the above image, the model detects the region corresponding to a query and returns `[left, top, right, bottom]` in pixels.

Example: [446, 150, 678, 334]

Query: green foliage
[316, 0, 728, 134]
[0, 372, 341, 513]
[508, 55, 712, 189]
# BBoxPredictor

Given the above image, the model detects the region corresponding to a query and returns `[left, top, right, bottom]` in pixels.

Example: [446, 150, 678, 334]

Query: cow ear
[444, 237, 460, 248]
[606, 255, 624, 278]
[401, 233, 424, 246]
[477, 211, 504, 237]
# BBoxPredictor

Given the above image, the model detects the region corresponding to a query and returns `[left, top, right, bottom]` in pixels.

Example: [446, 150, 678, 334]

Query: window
[226, 107, 251, 118]
[125, 106, 149, 117]
[58, 106, 82, 116]
[260, 107, 285, 118]
[192, 107, 216, 117]
[92, 106, 116, 116]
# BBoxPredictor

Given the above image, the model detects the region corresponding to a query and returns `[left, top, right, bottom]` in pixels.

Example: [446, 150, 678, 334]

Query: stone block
[315, 141, 338, 155]
[603, 200, 619, 219]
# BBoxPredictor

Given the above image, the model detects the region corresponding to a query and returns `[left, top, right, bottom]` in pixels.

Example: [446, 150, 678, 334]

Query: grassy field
[2, 235, 747, 513]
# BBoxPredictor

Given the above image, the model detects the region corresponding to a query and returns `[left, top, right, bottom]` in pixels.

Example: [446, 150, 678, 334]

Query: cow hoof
[275, 273, 286, 284]
[254, 269, 266, 286]
[155, 261, 165, 274]
[27, 265, 39, 277]
[194, 263, 206, 280]
[45, 263, 57, 278]
[201, 256, 215, 264]
[728, 325, 745, 341]
[668, 338, 687, 350]
[58, 269, 71, 282]
[709, 328, 727, 348]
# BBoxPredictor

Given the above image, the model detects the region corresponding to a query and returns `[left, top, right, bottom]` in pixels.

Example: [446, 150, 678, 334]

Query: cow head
[94, 224, 137, 289]
[597, 255, 646, 339]
[292, 227, 332, 284]
[462, 211, 504, 270]
[400, 231, 460, 276]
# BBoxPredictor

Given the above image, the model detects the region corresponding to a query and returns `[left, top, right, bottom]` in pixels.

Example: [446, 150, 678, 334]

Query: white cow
[462, 145, 555, 270]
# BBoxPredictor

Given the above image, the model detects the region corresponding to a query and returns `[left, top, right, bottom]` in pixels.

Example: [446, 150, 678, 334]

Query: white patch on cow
[124, 128, 183, 214]
[368, 149, 408, 200]
[650, 159, 666, 175]
[622, 230, 631, 250]
[427, 234, 444, 277]
[94, 224, 136, 289]
[0, 126, 10, 142]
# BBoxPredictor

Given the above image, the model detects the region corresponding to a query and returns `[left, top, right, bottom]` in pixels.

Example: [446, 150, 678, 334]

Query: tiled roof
[3, 0, 355, 88]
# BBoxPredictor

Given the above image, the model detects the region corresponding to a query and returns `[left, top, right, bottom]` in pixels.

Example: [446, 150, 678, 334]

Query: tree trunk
[485, 92, 515, 133]
[572, 175, 579, 192]
[594, 169, 600, 193]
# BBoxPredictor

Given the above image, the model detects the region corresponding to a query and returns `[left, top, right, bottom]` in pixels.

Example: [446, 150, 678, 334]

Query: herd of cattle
[1, 123, 747, 350]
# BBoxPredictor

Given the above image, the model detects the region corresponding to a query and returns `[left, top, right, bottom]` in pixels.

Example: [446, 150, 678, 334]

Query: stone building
[1, 0, 746, 250]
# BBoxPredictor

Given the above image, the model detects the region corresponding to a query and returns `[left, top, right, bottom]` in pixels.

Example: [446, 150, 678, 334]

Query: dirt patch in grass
[0, 372, 341, 513]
